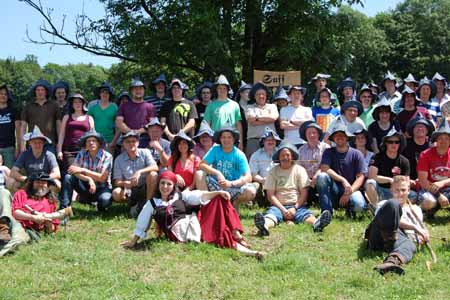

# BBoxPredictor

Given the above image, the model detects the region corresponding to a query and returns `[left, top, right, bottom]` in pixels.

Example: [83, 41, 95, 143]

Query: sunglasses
[385, 140, 400, 144]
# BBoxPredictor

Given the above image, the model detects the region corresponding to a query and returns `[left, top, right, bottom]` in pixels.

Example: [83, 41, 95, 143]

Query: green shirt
[88, 103, 118, 143]
[360, 106, 375, 128]
[203, 99, 241, 131]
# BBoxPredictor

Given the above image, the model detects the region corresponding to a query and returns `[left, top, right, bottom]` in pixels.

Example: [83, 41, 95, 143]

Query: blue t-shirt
[203, 145, 250, 181]
[312, 106, 340, 120]
[14, 149, 58, 176]
[320, 147, 364, 184]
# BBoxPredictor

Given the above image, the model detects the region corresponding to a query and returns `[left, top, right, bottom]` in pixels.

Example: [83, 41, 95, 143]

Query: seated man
[366, 176, 429, 275]
[145, 119, 171, 167]
[366, 129, 412, 208]
[253, 141, 331, 236]
[195, 127, 256, 210]
[11, 126, 61, 190]
[324, 101, 366, 143]
[416, 122, 450, 215]
[316, 120, 367, 216]
[249, 127, 281, 206]
[0, 188, 29, 257]
[61, 131, 113, 212]
[12, 173, 73, 236]
[112, 131, 159, 217]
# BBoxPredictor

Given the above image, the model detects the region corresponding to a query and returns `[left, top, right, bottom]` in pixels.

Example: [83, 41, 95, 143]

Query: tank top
[63, 114, 91, 149]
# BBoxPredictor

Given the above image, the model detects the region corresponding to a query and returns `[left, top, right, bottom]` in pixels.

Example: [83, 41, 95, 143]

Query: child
[312, 88, 340, 132]
[365, 175, 429, 275]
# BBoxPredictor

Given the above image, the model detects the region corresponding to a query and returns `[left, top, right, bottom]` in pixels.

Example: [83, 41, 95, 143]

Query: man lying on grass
[254, 141, 331, 236]
[365, 175, 430, 275]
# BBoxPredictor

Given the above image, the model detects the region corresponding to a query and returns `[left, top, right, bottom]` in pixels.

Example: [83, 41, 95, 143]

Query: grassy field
[1, 202, 450, 300]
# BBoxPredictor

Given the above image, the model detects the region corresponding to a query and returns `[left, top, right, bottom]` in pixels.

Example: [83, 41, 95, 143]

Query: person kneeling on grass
[121, 171, 264, 258]
[366, 175, 429, 275]
[254, 141, 331, 236]
[12, 173, 73, 238]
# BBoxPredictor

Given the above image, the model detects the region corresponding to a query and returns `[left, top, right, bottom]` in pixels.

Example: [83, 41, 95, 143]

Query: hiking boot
[254, 212, 269, 236]
[374, 255, 405, 275]
[313, 210, 332, 232]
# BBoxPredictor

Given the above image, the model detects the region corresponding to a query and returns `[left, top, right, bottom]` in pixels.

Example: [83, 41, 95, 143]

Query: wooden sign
[253, 70, 301, 87]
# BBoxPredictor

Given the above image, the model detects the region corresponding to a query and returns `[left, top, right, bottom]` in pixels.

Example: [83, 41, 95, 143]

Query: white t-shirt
[280, 105, 313, 144]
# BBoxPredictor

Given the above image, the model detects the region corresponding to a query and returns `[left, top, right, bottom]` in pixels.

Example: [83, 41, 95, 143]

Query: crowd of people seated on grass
[1, 70, 449, 273]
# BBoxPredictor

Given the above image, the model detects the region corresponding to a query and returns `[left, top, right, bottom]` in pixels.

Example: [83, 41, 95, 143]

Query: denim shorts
[264, 205, 313, 224]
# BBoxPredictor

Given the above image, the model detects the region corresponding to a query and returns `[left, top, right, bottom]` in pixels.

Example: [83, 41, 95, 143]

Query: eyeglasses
[385, 140, 400, 144]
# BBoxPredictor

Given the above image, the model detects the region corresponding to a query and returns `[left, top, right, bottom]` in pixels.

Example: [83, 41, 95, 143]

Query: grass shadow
[357, 240, 383, 261]
[71, 202, 130, 221]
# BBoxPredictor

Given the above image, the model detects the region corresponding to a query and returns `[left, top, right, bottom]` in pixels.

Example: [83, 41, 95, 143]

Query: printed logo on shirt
[0, 113, 12, 124]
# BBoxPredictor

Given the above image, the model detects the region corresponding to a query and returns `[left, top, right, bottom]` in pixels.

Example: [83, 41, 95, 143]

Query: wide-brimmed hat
[299, 120, 323, 141]
[144, 118, 166, 130]
[95, 82, 115, 99]
[28, 172, 56, 186]
[399, 86, 420, 108]
[273, 86, 289, 102]
[287, 85, 307, 97]
[29, 79, 52, 98]
[213, 127, 240, 145]
[337, 77, 356, 92]
[417, 77, 437, 99]
[52, 80, 70, 98]
[368, 83, 380, 95]
[249, 82, 271, 104]
[358, 83, 376, 102]
[117, 91, 132, 103]
[67, 93, 88, 112]
[350, 128, 372, 150]
[328, 118, 354, 142]
[169, 78, 184, 90]
[170, 131, 195, 152]
[340, 100, 363, 116]
[152, 73, 167, 86]
[259, 127, 281, 147]
[431, 121, 450, 143]
[23, 126, 52, 144]
[122, 130, 140, 141]
[405, 113, 435, 137]
[381, 71, 397, 88]
[316, 87, 337, 105]
[195, 81, 213, 100]
[0, 84, 13, 102]
[194, 121, 214, 142]
[308, 73, 331, 84]
[79, 130, 105, 148]
[371, 97, 395, 121]
[214, 74, 231, 90]
[130, 78, 145, 89]
[380, 128, 406, 152]
[237, 80, 252, 94]
[432, 72, 447, 84]
[272, 141, 299, 162]
[403, 73, 418, 85]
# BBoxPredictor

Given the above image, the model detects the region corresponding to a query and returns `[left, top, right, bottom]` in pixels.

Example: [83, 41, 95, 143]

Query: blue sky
[1, 0, 403, 68]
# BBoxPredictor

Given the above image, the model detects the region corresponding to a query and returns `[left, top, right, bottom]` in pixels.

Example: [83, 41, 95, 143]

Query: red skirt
[197, 196, 243, 249]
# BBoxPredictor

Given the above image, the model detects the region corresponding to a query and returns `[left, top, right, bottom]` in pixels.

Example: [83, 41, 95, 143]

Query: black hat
[249, 82, 271, 104]
[272, 141, 299, 162]
[299, 121, 323, 141]
[79, 130, 105, 148]
[371, 97, 395, 121]
[30, 79, 52, 98]
[170, 131, 195, 153]
[417, 77, 437, 99]
[259, 127, 281, 147]
[195, 81, 213, 101]
[337, 77, 356, 92]
[152, 73, 167, 86]
[95, 82, 115, 99]
[52, 80, 70, 98]
[287, 85, 307, 97]
[350, 128, 372, 150]
[213, 127, 240, 145]
[380, 128, 406, 152]
[117, 91, 132, 102]
[28, 172, 56, 186]
[405, 113, 434, 137]
[340, 100, 363, 116]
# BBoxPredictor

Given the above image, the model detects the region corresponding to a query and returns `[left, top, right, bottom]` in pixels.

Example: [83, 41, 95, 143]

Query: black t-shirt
[369, 152, 410, 188]
[368, 121, 401, 148]
[402, 139, 430, 180]
[160, 99, 198, 134]
[0, 106, 17, 148]
[195, 102, 207, 132]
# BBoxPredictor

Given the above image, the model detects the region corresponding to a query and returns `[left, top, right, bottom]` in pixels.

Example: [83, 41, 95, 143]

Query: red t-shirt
[168, 155, 201, 188]
[417, 147, 450, 183]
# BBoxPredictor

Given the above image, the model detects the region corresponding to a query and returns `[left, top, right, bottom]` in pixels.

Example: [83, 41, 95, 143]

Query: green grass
[1, 203, 450, 300]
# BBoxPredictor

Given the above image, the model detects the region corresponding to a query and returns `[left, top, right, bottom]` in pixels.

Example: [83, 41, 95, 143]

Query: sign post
[253, 70, 301, 87]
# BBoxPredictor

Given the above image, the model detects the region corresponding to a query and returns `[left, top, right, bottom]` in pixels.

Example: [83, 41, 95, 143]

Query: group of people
[1, 70, 449, 273]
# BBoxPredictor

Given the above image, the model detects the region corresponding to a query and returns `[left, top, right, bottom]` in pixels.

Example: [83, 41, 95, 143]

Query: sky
[1, 0, 403, 68]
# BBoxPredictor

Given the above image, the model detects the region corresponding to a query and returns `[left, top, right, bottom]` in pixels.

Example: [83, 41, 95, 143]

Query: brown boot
[374, 254, 405, 275]
[0, 219, 11, 242]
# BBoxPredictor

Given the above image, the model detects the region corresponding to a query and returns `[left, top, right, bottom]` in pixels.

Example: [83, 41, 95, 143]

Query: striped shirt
[145, 95, 170, 114]
[74, 149, 113, 187]
[297, 142, 330, 179]
[418, 98, 441, 122]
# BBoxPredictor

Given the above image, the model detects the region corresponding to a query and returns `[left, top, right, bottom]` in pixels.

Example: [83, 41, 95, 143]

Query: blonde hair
[392, 175, 409, 186]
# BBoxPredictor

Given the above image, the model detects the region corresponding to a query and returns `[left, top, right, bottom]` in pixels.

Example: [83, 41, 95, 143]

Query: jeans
[264, 205, 313, 224]
[316, 173, 366, 214]
[61, 174, 112, 211]
[366, 179, 417, 202]
[366, 200, 416, 263]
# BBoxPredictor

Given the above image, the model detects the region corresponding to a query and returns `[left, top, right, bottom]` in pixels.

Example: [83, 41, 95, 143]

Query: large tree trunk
[242, 0, 263, 83]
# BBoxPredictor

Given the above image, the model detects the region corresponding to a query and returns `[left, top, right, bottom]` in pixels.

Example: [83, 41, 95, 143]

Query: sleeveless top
[63, 114, 91, 150]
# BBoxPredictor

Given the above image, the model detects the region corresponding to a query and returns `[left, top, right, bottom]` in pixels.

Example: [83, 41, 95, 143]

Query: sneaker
[254, 212, 269, 236]
[313, 210, 331, 232]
